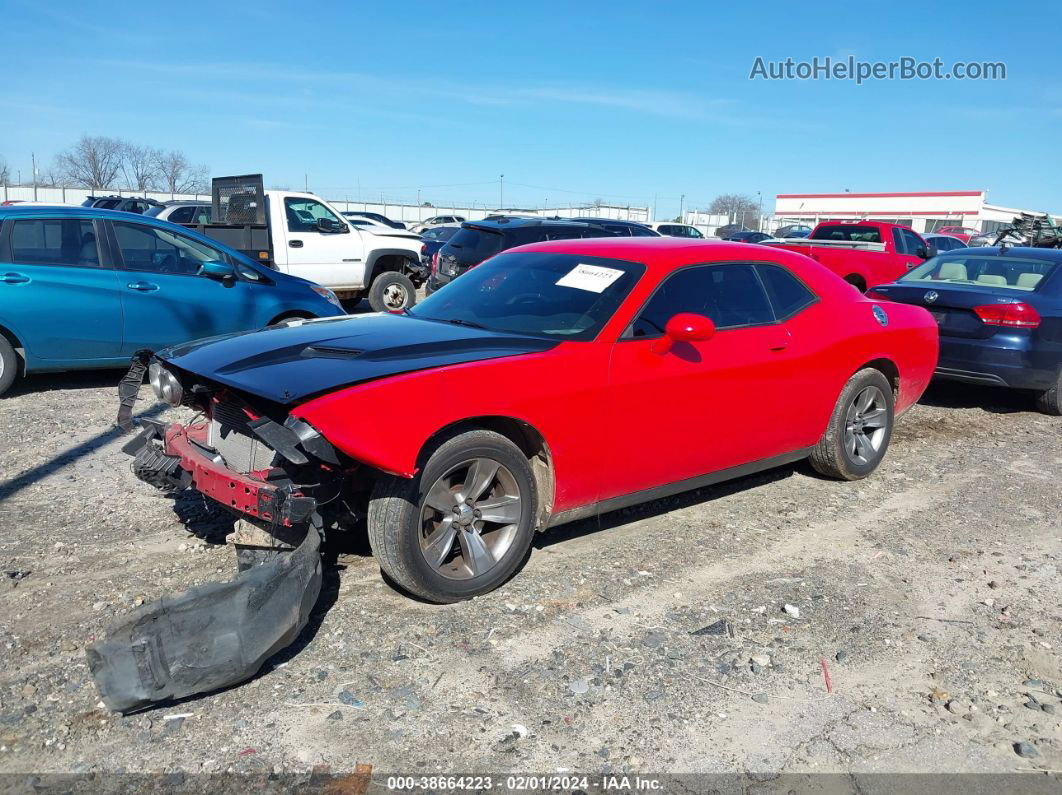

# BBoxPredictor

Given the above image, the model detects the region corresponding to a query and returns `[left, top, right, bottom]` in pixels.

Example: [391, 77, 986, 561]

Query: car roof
[509, 236, 812, 270]
[161, 199, 210, 206]
[939, 245, 1062, 261]
[462, 218, 604, 230]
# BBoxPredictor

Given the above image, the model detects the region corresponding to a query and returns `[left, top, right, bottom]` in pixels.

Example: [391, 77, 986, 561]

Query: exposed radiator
[207, 400, 276, 474]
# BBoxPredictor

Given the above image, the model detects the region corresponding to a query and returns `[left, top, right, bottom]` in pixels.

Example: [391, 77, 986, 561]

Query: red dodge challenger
[95, 237, 939, 710]
[124, 237, 938, 602]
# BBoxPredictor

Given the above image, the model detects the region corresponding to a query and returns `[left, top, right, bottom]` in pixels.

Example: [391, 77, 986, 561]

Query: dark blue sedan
[868, 246, 1062, 414]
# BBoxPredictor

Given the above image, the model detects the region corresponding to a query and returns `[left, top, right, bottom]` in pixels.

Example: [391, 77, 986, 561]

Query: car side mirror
[199, 260, 236, 287]
[652, 312, 715, 354]
[315, 217, 344, 233]
[916, 245, 935, 259]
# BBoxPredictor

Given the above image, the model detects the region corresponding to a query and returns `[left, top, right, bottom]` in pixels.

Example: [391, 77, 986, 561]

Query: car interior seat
[976, 274, 1008, 286]
[1017, 273, 1044, 289]
[78, 232, 99, 266]
[938, 262, 968, 281]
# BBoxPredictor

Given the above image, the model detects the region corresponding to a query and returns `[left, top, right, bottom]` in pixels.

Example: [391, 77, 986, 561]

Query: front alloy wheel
[367, 429, 537, 602]
[419, 458, 523, 579]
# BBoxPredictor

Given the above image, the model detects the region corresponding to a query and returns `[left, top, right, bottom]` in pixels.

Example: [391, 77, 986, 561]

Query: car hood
[361, 227, 422, 243]
[157, 313, 558, 405]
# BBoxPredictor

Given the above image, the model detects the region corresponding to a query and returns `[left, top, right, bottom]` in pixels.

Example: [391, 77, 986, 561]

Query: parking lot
[0, 349, 1060, 779]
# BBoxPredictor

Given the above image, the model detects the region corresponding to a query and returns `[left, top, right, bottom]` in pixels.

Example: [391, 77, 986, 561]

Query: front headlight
[311, 286, 343, 309]
[148, 362, 183, 406]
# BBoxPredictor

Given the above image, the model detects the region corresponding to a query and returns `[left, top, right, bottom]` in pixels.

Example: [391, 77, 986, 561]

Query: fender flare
[365, 248, 419, 283]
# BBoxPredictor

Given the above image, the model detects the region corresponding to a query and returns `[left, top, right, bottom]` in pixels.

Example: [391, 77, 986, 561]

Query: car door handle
[1, 272, 29, 284]
[289, 240, 304, 248]
[127, 281, 160, 292]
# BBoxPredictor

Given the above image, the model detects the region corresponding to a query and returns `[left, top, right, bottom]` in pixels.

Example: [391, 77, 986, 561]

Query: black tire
[1036, 370, 1062, 416]
[368, 270, 417, 313]
[809, 368, 895, 480]
[367, 430, 537, 603]
[0, 336, 18, 398]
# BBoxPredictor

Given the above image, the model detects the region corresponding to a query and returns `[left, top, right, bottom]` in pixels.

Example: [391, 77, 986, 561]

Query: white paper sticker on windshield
[555, 264, 624, 293]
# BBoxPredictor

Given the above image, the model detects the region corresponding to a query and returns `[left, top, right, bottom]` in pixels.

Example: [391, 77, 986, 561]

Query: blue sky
[1, 0, 1057, 217]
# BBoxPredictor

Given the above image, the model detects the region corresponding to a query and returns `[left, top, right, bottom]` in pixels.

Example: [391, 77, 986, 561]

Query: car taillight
[431, 251, 438, 274]
[420, 243, 427, 255]
[972, 302, 1040, 328]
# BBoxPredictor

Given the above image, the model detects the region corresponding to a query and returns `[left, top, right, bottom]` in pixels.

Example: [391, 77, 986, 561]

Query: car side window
[168, 206, 196, 224]
[902, 228, 924, 254]
[284, 197, 343, 233]
[113, 221, 226, 276]
[756, 264, 817, 319]
[9, 219, 100, 267]
[892, 228, 907, 254]
[630, 264, 775, 338]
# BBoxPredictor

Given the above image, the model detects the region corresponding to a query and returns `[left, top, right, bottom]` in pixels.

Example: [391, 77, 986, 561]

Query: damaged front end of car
[90, 357, 354, 713]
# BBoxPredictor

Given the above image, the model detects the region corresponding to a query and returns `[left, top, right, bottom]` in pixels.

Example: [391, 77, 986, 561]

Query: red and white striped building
[772, 190, 1059, 236]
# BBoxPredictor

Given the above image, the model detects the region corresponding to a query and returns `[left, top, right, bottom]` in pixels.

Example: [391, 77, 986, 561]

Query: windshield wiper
[444, 318, 488, 330]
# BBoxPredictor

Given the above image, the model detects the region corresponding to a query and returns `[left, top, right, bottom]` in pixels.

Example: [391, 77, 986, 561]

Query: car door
[109, 219, 268, 353]
[275, 196, 364, 288]
[604, 263, 795, 500]
[0, 216, 124, 363]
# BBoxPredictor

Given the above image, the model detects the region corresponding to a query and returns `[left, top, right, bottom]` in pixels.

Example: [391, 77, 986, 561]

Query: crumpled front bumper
[124, 419, 317, 528]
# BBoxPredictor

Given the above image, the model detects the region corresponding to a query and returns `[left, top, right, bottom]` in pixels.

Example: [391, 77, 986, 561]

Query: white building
[771, 190, 1061, 236]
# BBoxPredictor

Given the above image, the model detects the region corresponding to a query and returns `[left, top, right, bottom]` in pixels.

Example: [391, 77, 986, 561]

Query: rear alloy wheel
[1036, 371, 1062, 416]
[0, 336, 18, 397]
[367, 430, 536, 602]
[368, 271, 417, 313]
[809, 368, 894, 480]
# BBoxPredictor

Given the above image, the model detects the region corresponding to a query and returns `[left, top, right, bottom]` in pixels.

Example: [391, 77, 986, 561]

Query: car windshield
[811, 224, 882, 243]
[144, 206, 165, 217]
[901, 254, 1057, 291]
[409, 251, 645, 340]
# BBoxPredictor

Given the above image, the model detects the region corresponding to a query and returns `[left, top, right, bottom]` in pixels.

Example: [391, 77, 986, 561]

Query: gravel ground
[0, 357, 1060, 784]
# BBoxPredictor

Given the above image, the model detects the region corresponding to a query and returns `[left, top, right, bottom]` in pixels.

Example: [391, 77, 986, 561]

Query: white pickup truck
[187, 175, 426, 312]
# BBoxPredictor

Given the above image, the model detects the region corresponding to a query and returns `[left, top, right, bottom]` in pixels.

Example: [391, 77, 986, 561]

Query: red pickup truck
[766, 220, 935, 290]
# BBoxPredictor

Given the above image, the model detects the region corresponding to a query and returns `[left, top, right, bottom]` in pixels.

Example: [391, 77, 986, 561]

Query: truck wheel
[367, 430, 537, 603]
[844, 274, 867, 293]
[809, 368, 894, 480]
[0, 336, 19, 398]
[368, 271, 417, 313]
[1036, 371, 1062, 416]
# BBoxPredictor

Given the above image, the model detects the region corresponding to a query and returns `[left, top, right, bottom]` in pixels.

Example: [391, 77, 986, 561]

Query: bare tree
[708, 193, 761, 228]
[37, 169, 61, 188]
[154, 150, 209, 194]
[121, 142, 161, 191]
[0, 157, 9, 186]
[55, 135, 125, 189]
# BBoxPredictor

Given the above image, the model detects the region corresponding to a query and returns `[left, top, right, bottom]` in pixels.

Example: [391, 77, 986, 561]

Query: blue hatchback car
[0, 206, 345, 396]
[868, 246, 1062, 414]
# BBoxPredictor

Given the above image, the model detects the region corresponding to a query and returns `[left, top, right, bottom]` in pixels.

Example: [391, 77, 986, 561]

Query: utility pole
[31, 152, 37, 201]
[757, 191, 763, 231]
[304, 173, 308, 192]
[679, 194, 685, 223]
[499, 174, 504, 209]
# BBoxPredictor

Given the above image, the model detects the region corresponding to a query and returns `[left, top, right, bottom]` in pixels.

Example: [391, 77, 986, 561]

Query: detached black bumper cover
[86, 527, 322, 713]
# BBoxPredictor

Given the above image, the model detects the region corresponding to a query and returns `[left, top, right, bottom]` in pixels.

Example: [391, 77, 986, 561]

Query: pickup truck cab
[188, 175, 426, 312]
[765, 220, 935, 291]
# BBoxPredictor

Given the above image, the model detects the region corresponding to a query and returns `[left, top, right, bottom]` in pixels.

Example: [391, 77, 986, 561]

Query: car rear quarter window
[630, 263, 775, 337]
[756, 264, 817, 319]
[9, 219, 100, 267]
